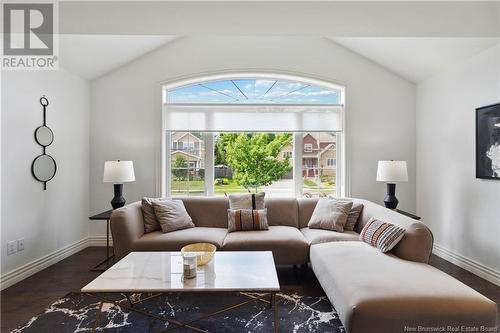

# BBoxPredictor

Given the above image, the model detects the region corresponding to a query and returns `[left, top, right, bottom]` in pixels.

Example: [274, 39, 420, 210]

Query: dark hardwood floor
[1, 247, 499, 332]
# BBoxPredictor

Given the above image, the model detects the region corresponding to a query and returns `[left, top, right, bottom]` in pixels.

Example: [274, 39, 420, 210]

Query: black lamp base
[111, 183, 126, 209]
[383, 183, 399, 209]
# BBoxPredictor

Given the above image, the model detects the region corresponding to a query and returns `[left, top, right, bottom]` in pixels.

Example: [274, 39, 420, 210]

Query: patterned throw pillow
[228, 192, 265, 210]
[359, 218, 406, 252]
[344, 203, 364, 231]
[307, 198, 353, 232]
[227, 209, 269, 233]
[141, 197, 168, 233]
[152, 200, 195, 233]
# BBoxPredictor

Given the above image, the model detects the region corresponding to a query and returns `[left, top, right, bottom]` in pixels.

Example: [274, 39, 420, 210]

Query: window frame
[160, 73, 347, 199]
[304, 143, 313, 153]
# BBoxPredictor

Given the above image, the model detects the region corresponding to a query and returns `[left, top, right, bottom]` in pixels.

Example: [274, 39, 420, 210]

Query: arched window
[161, 75, 345, 198]
[166, 78, 341, 104]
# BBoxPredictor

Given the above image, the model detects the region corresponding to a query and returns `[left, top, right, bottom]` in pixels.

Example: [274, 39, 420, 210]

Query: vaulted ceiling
[59, 35, 177, 80]
[329, 38, 499, 83]
[56, 1, 499, 82]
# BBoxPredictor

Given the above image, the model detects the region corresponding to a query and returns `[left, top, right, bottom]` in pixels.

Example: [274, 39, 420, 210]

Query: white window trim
[293, 133, 303, 197]
[204, 133, 214, 196]
[304, 143, 313, 152]
[159, 72, 348, 198]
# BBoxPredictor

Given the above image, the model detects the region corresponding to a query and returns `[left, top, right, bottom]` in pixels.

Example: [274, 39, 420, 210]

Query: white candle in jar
[183, 253, 197, 279]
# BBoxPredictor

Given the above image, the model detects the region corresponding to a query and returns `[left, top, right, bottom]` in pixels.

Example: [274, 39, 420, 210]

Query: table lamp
[103, 160, 135, 209]
[376, 160, 408, 209]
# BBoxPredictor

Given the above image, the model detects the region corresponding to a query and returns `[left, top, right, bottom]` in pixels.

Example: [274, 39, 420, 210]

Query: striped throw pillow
[227, 209, 269, 233]
[359, 218, 406, 252]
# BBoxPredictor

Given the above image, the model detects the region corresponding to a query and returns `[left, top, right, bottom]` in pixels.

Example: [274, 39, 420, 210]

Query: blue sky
[167, 79, 340, 104]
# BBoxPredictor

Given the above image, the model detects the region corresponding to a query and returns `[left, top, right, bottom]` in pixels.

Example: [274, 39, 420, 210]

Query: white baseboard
[433, 243, 500, 286]
[88, 236, 113, 247]
[1, 236, 113, 290]
[0, 238, 89, 290]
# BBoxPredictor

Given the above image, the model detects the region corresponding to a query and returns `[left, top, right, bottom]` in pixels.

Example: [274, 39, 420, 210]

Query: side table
[393, 209, 421, 220]
[89, 210, 114, 271]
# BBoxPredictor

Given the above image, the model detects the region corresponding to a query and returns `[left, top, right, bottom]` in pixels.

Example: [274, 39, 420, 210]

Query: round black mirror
[32, 154, 57, 182]
[40, 96, 49, 106]
[34, 126, 54, 146]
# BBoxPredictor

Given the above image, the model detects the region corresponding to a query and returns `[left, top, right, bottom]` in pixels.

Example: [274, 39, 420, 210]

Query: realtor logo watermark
[2, 2, 58, 70]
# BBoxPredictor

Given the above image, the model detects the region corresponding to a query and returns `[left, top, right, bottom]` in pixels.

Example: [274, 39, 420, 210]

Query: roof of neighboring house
[171, 132, 202, 142]
[171, 150, 201, 160]
[303, 143, 336, 158]
[319, 143, 336, 156]
[303, 132, 336, 143]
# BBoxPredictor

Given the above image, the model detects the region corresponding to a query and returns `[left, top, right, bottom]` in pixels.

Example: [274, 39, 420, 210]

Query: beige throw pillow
[228, 192, 265, 210]
[344, 202, 364, 231]
[308, 198, 353, 232]
[327, 196, 364, 231]
[152, 200, 195, 233]
[141, 197, 168, 233]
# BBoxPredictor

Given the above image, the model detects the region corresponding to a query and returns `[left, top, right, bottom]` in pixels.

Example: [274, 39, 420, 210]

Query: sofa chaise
[110, 197, 497, 332]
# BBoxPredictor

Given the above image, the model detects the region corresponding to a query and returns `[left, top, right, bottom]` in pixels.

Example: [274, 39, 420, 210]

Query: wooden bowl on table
[181, 243, 216, 266]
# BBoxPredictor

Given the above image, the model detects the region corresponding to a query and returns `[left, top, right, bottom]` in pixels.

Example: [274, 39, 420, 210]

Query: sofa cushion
[298, 198, 323, 228]
[133, 227, 227, 251]
[300, 227, 360, 245]
[264, 198, 299, 228]
[177, 197, 229, 228]
[310, 242, 497, 333]
[222, 226, 309, 265]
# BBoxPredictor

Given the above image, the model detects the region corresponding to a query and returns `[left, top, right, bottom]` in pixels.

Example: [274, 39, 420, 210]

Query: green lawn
[302, 178, 336, 196]
[171, 178, 335, 196]
[171, 179, 260, 195]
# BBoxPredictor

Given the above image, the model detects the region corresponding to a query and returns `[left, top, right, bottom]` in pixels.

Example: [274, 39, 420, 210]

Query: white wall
[90, 36, 416, 236]
[1, 69, 90, 287]
[416, 45, 500, 284]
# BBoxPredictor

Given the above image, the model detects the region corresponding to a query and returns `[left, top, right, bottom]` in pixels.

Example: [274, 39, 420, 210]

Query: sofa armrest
[392, 222, 434, 263]
[110, 201, 144, 260]
[355, 199, 434, 264]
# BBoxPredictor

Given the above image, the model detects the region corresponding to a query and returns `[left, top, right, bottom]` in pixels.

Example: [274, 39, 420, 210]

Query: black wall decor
[32, 96, 57, 189]
[476, 103, 500, 179]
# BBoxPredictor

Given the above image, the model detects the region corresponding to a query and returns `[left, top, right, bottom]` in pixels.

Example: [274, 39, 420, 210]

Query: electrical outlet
[7, 241, 17, 255]
[17, 238, 25, 251]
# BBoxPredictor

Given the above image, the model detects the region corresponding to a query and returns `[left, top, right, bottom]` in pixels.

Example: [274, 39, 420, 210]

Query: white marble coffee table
[82, 251, 280, 332]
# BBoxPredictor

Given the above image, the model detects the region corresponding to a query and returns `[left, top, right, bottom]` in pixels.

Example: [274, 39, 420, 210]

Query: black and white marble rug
[12, 292, 345, 332]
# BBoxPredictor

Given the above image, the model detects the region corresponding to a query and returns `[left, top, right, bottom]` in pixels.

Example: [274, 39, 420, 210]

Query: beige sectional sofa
[110, 196, 497, 332]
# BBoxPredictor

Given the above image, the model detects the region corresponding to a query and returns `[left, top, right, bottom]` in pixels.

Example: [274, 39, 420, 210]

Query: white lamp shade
[376, 161, 408, 182]
[103, 161, 135, 183]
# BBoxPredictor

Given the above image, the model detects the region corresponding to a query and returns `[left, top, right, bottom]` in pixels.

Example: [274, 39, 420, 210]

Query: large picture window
[162, 76, 345, 198]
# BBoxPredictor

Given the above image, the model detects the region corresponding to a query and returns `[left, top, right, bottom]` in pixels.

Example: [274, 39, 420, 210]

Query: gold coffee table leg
[272, 292, 279, 333]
